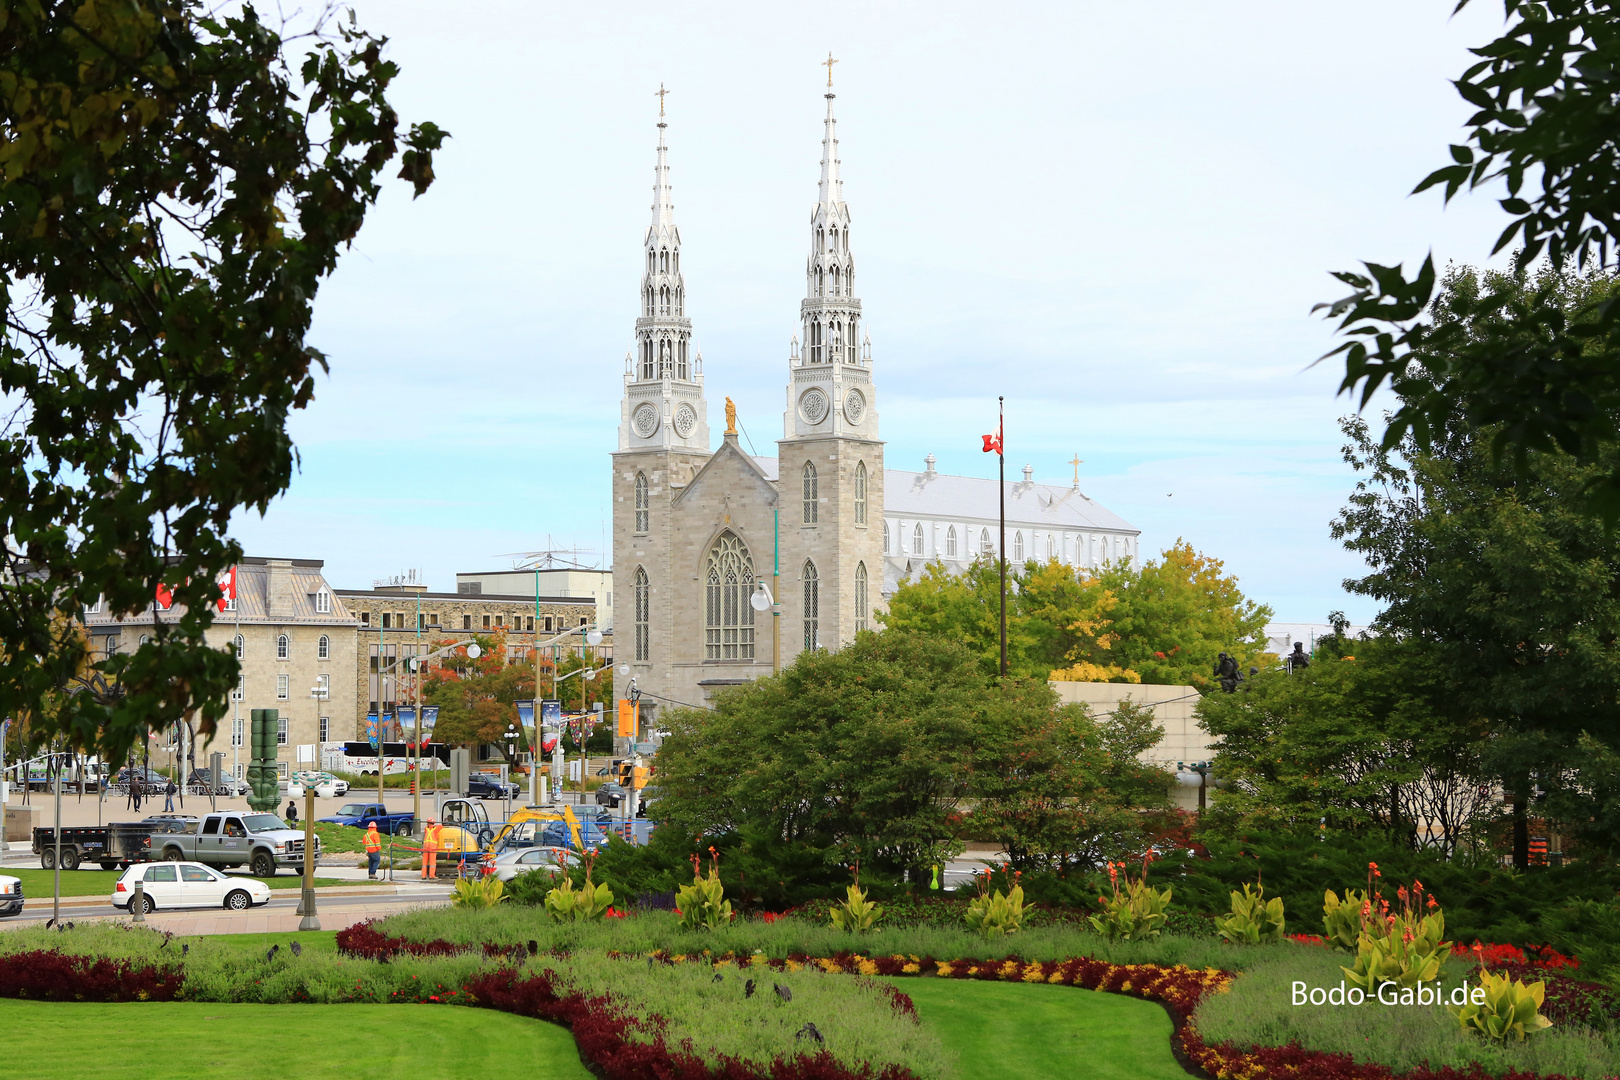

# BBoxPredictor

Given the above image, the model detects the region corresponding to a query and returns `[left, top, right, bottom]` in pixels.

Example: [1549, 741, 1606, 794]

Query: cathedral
[611, 79, 1139, 715]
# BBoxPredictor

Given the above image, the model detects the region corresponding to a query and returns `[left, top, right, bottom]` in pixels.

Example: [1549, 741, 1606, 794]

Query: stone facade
[334, 588, 600, 739]
[83, 557, 359, 780]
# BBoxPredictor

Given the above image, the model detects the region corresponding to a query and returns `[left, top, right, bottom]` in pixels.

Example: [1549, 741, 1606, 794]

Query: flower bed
[0, 948, 183, 1002]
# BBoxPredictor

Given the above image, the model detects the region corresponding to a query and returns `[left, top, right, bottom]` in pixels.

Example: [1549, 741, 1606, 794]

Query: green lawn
[9, 868, 358, 897]
[0, 1000, 592, 1079]
[891, 978, 1188, 1080]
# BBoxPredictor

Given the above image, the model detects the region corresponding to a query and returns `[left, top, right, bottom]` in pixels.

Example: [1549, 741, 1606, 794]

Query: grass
[1193, 944, 1620, 1080]
[891, 977, 1187, 1080]
[0, 1000, 591, 1080]
[369, 905, 1268, 972]
[7, 867, 358, 897]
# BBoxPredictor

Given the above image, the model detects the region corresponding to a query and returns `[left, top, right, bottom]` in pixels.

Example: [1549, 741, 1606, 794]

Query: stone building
[611, 83, 1139, 714]
[83, 557, 359, 781]
[333, 584, 601, 738]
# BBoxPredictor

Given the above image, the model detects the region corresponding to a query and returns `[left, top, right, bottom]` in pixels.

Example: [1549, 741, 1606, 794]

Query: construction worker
[421, 817, 440, 880]
[363, 821, 383, 880]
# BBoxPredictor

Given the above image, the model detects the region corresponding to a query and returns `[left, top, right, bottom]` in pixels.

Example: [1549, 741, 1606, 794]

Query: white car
[0, 875, 21, 917]
[111, 861, 273, 914]
[490, 845, 581, 883]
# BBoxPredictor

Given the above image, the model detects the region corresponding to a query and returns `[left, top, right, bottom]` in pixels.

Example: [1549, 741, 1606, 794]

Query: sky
[228, 0, 1518, 624]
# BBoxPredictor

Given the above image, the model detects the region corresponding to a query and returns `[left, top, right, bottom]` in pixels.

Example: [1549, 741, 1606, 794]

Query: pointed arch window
[980, 528, 994, 557]
[912, 523, 925, 556]
[809, 320, 822, 364]
[677, 338, 689, 380]
[883, 520, 890, 552]
[705, 534, 755, 660]
[660, 249, 668, 273]
[854, 462, 867, 525]
[1047, 534, 1056, 560]
[634, 472, 649, 533]
[854, 562, 868, 634]
[802, 462, 818, 524]
[802, 560, 820, 651]
[660, 285, 671, 315]
[634, 567, 651, 661]
[1013, 531, 1025, 562]
[946, 526, 958, 559]
[640, 340, 654, 380]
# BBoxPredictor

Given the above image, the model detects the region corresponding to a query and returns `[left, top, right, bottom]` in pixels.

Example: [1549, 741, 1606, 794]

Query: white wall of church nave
[881, 516, 1138, 571]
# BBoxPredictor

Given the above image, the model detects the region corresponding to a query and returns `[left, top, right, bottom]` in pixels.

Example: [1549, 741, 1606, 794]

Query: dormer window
[315, 589, 331, 614]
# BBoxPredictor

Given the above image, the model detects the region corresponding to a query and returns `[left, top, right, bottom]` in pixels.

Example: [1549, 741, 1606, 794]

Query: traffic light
[617, 760, 633, 786]
[631, 765, 650, 791]
[616, 699, 638, 738]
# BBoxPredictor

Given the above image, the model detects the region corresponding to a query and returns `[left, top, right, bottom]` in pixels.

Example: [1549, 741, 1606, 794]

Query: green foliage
[1214, 884, 1285, 945]
[0, 1, 442, 761]
[1341, 916, 1449, 995]
[879, 542, 1272, 688]
[675, 854, 732, 931]
[544, 869, 615, 923]
[1324, 0, 1620, 520]
[964, 884, 1027, 940]
[1090, 860, 1173, 942]
[1333, 375, 1620, 858]
[1196, 634, 1489, 852]
[1452, 968, 1556, 1043]
[655, 629, 1145, 877]
[828, 882, 884, 934]
[1322, 888, 1371, 950]
[450, 876, 507, 909]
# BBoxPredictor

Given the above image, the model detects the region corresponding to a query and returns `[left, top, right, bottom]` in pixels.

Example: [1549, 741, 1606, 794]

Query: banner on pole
[541, 699, 563, 729]
[420, 706, 438, 734]
[397, 706, 417, 737]
[365, 714, 379, 750]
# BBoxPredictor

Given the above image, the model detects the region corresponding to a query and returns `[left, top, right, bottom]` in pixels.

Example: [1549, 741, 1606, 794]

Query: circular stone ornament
[800, 387, 830, 425]
[632, 402, 660, 438]
[673, 402, 698, 438]
[843, 389, 866, 425]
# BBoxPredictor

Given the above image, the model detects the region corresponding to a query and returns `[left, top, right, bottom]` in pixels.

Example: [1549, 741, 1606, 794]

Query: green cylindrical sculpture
[247, 709, 280, 811]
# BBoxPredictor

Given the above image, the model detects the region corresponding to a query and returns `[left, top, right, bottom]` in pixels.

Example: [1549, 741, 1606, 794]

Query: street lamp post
[750, 582, 777, 673]
[503, 723, 519, 826]
[1176, 761, 1214, 811]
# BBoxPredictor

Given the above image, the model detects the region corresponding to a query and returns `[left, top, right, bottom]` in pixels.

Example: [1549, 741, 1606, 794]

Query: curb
[18, 883, 442, 910]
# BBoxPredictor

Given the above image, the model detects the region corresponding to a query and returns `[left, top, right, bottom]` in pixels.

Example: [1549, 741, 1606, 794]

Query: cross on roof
[655, 83, 668, 117]
[823, 53, 838, 88]
[1070, 454, 1084, 487]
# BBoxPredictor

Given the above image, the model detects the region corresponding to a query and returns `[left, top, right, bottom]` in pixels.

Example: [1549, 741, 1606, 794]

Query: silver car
[489, 845, 581, 883]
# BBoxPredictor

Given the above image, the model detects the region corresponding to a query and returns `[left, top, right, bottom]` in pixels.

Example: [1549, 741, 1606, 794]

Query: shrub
[544, 864, 615, 923]
[1215, 883, 1285, 944]
[450, 876, 507, 909]
[676, 850, 732, 931]
[1322, 887, 1370, 950]
[1451, 967, 1556, 1043]
[1089, 857, 1171, 941]
[964, 883, 1026, 940]
[829, 881, 883, 934]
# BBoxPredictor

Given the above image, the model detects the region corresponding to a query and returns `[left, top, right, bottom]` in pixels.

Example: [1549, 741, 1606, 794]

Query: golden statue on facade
[725, 396, 737, 435]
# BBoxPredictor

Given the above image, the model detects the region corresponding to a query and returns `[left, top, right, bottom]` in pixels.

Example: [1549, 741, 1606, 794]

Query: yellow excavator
[431, 798, 588, 862]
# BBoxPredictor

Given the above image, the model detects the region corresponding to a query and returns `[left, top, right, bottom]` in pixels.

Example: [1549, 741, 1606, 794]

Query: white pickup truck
[148, 811, 319, 878]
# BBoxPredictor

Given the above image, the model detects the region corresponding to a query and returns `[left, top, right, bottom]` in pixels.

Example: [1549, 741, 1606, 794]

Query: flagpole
[998, 395, 1007, 678]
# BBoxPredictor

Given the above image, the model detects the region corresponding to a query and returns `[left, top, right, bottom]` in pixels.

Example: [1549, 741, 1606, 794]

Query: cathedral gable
[674, 435, 778, 509]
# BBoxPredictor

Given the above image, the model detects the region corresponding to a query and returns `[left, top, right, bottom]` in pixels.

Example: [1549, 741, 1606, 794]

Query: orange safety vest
[423, 824, 441, 852]
[363, 827, 381, 852]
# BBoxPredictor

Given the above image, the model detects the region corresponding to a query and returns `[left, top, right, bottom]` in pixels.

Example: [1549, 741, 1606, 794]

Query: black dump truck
[32, 823, 154, 870]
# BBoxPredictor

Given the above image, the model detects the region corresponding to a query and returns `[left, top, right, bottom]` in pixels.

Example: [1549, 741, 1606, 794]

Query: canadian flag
[981, 429, 1002, 455]
[215, 566, 238, 612]
[154, 583, 173, 610]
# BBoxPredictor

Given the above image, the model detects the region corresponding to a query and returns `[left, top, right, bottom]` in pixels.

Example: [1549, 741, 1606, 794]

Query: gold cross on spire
[1069, 454, 1084, 487]
[655, 82, 669, 117]
[823, 53, 839, 88]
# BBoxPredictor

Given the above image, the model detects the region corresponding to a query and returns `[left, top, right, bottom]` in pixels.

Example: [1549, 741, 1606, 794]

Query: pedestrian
[163, 778, 176, 812]
[421, 817, 440, 880]
[130, 779, 143, 812]
[364, 821, 383, 879]
[286, 799, 298, 825]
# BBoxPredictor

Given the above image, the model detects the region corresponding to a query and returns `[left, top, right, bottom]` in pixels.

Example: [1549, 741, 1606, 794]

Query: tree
[653, 629, 1163, 877]
[1331, 267, 1620, 864]
[0, 2, 444, 762]
[1197, 637, 1491, 855]
[420, 634, 531, 752]
[1322, 2, 1620, 520]
[879, 542, 1272, 687]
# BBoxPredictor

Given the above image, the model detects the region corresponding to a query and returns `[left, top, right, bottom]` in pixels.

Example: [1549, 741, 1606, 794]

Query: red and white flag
[215, 565, 238, 612]
[981, 427, 1002, 455]
[154, 582, 173, 610]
